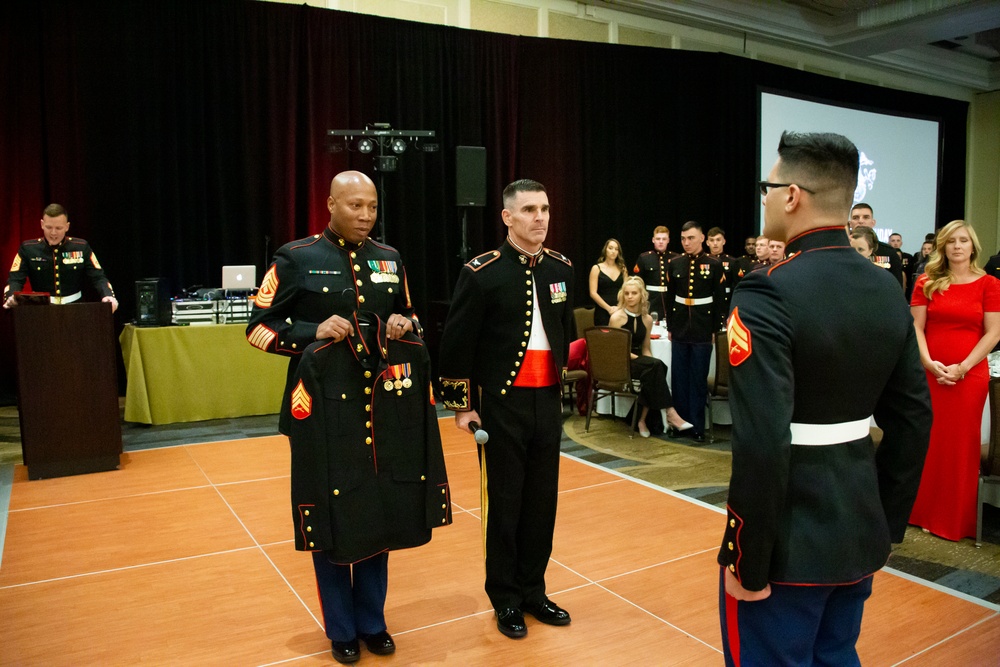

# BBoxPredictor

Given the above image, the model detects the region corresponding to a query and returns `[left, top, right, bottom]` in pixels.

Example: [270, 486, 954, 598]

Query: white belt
[675, 295, 712, 306]
[647, 285, 667, 292]
[50, 292, 82, 305]
[790, 418, 871, 446]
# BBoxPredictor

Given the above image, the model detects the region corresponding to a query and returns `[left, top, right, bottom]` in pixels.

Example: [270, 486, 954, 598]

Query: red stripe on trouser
[725, 582, 741, 666]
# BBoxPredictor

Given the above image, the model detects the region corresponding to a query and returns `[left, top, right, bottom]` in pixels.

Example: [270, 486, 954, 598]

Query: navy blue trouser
[719, 568, 873, 666]
[671, 340, 712, 435]
[311, 550, 388, 642]
[479, 385, 562, 611]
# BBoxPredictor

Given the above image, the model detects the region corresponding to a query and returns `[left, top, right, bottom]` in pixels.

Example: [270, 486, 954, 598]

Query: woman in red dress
[909, 220, 1000, 540]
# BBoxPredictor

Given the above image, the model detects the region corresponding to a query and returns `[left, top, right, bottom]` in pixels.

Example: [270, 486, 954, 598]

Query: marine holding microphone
[439, 179, 576, 640]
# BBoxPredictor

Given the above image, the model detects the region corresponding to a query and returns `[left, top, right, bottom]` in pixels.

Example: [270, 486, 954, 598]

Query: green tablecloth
[120, 323, 288, 425]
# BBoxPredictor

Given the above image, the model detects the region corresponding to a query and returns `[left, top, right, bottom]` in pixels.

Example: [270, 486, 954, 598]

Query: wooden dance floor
[1, 418, 997, 665]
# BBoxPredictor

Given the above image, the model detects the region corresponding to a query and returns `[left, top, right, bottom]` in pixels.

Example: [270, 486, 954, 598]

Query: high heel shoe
[637, 422, 651, 438]
[667, 420, 694, 434]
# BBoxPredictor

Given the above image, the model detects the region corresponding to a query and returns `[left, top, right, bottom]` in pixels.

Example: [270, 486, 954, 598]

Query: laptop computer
[221, 265, 256, 290]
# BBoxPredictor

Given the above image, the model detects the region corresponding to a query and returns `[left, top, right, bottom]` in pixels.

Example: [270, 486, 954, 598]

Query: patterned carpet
[2, 405, 998, 605]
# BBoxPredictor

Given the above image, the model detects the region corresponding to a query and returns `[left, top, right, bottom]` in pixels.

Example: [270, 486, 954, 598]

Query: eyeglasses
[758, 181, 815, 197]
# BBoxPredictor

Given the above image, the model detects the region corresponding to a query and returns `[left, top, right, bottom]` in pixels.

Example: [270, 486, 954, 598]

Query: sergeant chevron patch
[256, 265, 279, 309]
[291, 380, 312, 420]
[727, 307, 751, 367]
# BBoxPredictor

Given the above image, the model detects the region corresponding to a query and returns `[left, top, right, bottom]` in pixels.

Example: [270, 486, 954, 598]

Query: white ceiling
[583, 0, 1000, 92]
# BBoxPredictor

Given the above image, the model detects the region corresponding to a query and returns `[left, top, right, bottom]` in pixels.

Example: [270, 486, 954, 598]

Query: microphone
[469, 421, 489, 445]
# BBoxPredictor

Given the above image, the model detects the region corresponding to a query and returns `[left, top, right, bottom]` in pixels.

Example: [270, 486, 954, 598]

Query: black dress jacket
[4, 237, 115, 301]
[717, 226, 931, 590]
[246, 227, 418, 434]
[665, 251, 727, 343]
[288, 312, 451, 562]
[439, 239, 574, 412]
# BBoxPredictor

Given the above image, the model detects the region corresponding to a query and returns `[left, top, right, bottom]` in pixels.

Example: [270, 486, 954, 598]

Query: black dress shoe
[359, 630, 395, 655]
[330, 639, 361, 664]
[495, 607, 527, 638]
[523, 599, 571, 626]
[692, 433, 706, 443]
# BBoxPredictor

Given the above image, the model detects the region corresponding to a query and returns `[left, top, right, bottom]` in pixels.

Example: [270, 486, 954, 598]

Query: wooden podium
[12, 302, 122, 479]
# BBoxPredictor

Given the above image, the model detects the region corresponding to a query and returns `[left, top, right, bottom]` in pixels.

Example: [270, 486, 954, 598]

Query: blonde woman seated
[608, 276, 693, 438]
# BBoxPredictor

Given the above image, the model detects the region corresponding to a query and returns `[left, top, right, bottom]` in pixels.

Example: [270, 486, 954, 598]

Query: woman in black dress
[608, 276, 693, 438]
[589, 238, 626, 326]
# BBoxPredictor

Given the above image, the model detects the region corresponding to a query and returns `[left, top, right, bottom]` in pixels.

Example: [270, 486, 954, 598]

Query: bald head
[327, 171, 378, 243]
[330, 170, 375, 197]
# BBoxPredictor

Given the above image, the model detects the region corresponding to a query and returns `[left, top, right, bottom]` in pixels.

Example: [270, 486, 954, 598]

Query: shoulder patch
[543, 248, 572, 266]
[467, 251, 500, 272]
[255, 265, 279, 309]
[290, 379, 312, 420]
[727, 307, 752, 367]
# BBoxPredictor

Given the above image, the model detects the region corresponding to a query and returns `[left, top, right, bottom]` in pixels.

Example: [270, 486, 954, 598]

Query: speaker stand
[459, 207, 470, 263]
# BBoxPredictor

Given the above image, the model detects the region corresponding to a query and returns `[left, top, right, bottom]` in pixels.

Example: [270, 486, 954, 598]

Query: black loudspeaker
[456, 146, 486, 207]
[135, 278, 171, 327]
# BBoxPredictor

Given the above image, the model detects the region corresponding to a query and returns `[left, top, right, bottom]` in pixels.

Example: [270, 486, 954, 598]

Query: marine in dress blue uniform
[664, 222, 726, 441]
[719, 133, 931, 666]
[288, 313, 450, 655]
[850, 204, 903, 288]
[246, 171, 430, 663]
[439, 180, 574, 640]
[633, 225, 678, 319]
[706, 226, 736, 309]
[713, 253, 736, 308]
[4, 204, 117, 311]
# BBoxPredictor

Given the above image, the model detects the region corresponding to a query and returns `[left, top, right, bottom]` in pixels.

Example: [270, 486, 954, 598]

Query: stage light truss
[325, 124, 439, 243]
[327, 124, 437, 172]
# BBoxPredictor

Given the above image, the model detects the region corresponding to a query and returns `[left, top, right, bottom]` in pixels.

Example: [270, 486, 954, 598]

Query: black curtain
[0, 0, 968, 402]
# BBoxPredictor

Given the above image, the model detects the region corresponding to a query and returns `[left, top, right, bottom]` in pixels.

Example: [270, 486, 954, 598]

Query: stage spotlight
[358, 138, 374, 154]
[391, 138, 407, 154]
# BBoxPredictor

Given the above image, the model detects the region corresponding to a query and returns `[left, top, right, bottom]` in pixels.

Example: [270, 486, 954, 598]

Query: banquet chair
[563, 308, 595, 411]
[977, 376, 1000, 547]
[562, 366, 589, 413]
[573, 306, 595, 340]
[584, 326, 642, 438]
[562, 338, 589, 414]
[707, 331, 730, 443]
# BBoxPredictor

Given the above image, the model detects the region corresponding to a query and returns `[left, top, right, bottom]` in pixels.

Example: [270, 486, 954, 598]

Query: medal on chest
[368, 260, 400, 284]
[549, 281, 567, 303]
